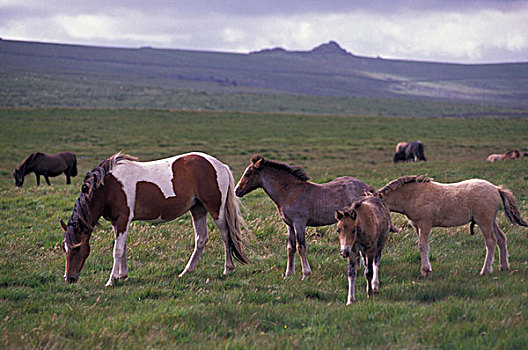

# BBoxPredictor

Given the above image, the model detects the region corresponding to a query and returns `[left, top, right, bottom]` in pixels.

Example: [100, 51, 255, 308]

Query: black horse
[13, 152, 78, 187]
[393, 141, 427, 163]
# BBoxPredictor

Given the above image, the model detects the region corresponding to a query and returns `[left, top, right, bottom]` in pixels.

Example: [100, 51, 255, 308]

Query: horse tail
[498, 187, 528, 227]
[224, 169, 250, 264]
[70, 153, 78, 177]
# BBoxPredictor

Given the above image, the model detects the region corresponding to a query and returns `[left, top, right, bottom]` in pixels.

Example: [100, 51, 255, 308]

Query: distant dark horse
[12, 152, 77, 187]
[393, 141, 427, 163]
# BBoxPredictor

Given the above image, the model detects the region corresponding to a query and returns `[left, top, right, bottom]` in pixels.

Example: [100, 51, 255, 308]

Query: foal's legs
[284, 225, 296, 278]
[493, 220, 509, 271]
[293, 222, 312, 279]
[371, 254, 382, 293]
[477, 219, 497, 274]
[415, 222, 432, 276]
[364, 257, 374, 297]
[346, 251, 358, 305]
[214, 217, 235, 275]
[179, 203, 209, 277]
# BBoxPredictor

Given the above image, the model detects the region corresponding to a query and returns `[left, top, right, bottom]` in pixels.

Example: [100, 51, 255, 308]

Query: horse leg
[493, 220, 509, 271]
[106, 223, 130, 287]
[214, 218, 235, 275]
[179, 203, 209, 277]
[346, 251, 358, 305]
[372, 253, 382, 294]
[294, 222, 312, 279]
[44, 175, 51, 186]
[284, 225, 296, 278]
[66, 173, 71, 184]
[417, 224, 432, 276]
[364, 256, 375, 297]
[478, 220, 497, 275]
[35, 173, 40, 186]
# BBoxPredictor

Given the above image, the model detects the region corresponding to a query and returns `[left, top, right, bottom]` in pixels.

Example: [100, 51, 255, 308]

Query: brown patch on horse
[375, 175, 431, 198]
[251, 155, 310, 181]
[172, 155, 222, 220]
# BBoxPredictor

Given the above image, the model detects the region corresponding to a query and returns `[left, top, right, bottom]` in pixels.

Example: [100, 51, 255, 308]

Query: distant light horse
[375, 175, 527, 276]
[13, 151, 77, 187]
[235, 155, 371, 279]
[61, 152, 249, 286]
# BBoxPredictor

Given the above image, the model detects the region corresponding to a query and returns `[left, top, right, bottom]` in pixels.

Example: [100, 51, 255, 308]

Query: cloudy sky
[1, 0, 527, 63]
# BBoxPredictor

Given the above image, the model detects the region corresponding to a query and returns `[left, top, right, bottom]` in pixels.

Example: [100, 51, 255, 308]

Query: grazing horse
[375, 176, 527, 276]
[487, 149, 521, 162]
[60, 152, 249, 286]
[235, 155, 371, 279]
[13, 151, 77, 187]
[393, 141, 427, 163]
[335, 196, 394, 304]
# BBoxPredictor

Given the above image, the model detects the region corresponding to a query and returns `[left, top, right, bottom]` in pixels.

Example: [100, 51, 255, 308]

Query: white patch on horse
[110, 152, 226, 222]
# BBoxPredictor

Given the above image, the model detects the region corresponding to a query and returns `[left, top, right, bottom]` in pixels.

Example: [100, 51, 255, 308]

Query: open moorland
[0, 108, 527, 349]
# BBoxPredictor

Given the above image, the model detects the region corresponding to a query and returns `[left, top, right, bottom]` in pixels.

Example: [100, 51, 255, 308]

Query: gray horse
[235, 155, 371, 279]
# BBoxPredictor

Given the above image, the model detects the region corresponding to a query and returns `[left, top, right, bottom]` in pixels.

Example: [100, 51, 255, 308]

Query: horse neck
[382, 186, 415, 214]
[260, 167, 307, 206]
[84, 186, 107, 228]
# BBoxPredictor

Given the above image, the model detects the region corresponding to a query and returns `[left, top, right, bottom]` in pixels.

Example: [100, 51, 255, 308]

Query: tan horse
[375, 176, 527, 276]
[335, 196, 394, 304]
[487, 149, 521, 162]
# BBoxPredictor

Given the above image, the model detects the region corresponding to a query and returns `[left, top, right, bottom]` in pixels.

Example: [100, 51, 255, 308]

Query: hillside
[1, 39, 528, 115]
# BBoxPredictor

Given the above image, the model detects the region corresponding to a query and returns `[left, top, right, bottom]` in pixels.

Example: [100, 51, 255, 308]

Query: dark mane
[15, 152, 42, 172]
[253, 155, 310, 181]
[66, 153, 137, 246]
[375, 175, 431, 198]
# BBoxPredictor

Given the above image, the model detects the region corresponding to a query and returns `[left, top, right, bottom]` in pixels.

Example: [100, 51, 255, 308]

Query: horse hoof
[105, 280, 114, 288]
[223, 268, 234, 275]
[420, 268, 432, 277]
[118, 275, 128, 281]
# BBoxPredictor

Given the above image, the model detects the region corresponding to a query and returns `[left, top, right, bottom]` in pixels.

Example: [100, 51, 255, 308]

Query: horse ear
[335, 210, 344, 220]
[60, 219, 68, 232]
[254, 157, 264, 169]
[351, 210, 357, 220]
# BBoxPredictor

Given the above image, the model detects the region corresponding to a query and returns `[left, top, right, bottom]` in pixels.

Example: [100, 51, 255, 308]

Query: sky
[1, 0, 528, 64]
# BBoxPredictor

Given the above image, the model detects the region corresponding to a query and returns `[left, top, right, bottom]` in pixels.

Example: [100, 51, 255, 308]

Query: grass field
[1, 108, 527, 349]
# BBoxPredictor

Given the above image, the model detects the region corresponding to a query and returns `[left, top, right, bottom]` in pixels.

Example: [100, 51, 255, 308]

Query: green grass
[1, 108, 527, 349]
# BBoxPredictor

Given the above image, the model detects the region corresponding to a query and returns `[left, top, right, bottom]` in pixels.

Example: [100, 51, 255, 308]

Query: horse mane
[344, 196, 371, 213]
[66, 152, 137, 247]
[375, 175, 431, 198]
[252, 155, 310, 181]
[15, 152, 44, 173]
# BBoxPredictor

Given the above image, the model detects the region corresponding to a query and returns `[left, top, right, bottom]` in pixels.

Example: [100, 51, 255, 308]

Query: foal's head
[335, 207, 359, 258]
[235, 155, 265, 197]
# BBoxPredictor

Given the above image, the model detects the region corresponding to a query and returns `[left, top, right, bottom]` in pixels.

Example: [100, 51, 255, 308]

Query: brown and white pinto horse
[235, 155, 371, 279]
[60, 152, 249, 286]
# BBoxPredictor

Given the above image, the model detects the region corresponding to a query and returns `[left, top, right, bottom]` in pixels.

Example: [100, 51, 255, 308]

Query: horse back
[355, 198, 391, 255]
[108, 153, 226, 223]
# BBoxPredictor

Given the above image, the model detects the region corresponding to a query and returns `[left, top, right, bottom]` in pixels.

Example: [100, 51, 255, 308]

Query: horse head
[235, 155, 265, 197]
[335, 208, 359, 258]
[12, 168, 24, 187]
[60, 216, 91, 284]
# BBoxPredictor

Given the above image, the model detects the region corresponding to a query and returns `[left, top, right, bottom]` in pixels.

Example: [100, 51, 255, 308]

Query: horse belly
[133, 181, 194, 222]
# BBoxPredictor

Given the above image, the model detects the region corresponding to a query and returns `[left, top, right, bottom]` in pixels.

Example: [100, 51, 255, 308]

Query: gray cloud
[1, 0, 527, 63]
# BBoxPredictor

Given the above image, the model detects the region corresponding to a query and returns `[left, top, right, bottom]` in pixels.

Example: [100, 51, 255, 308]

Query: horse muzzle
[340, 246, 351, 258]
[65, 274, 79, 284]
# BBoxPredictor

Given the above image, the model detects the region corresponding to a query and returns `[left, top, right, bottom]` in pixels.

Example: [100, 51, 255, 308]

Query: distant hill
[1, 39, 527, 116]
